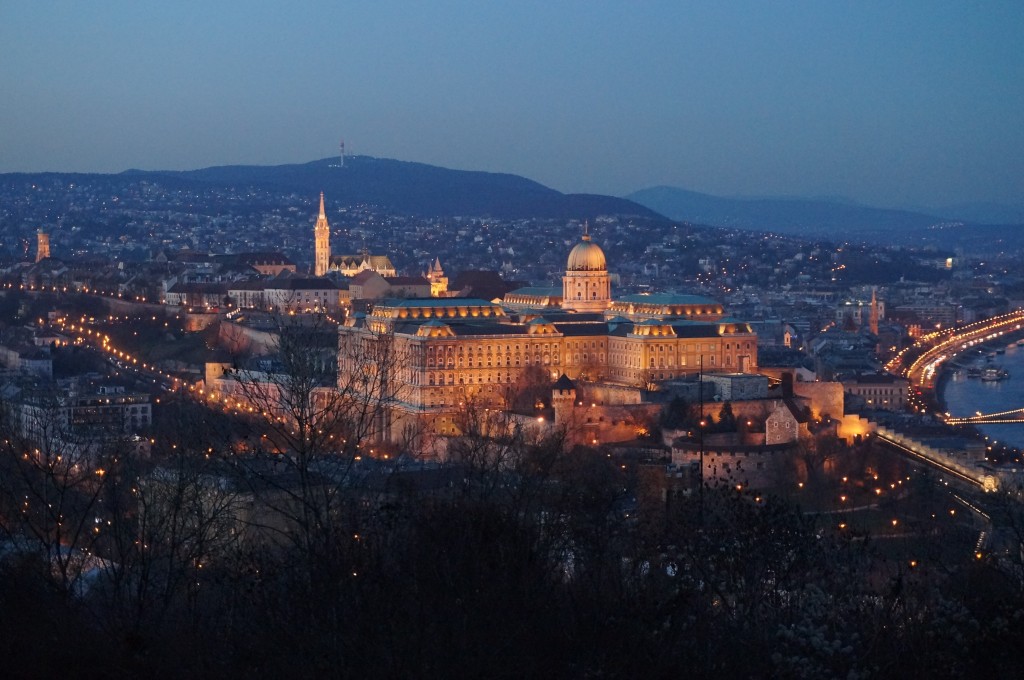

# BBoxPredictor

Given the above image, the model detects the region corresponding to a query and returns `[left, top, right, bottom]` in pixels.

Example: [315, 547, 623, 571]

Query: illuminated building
[314, 192, 330, 276]
[263, 277, 341, 313]
[19, 383, 152, 443]
[424, 258, 449, 297]
[235, 252, 297, 276]
[561, 222, 611, 312]
[225, 277, 342, 312]
[36, 229, 50, 262]
[331, 252, 397, 278]
[842, 373, 908, 411]
[312, 194, 396, 277]
[338, 228, 758, 443]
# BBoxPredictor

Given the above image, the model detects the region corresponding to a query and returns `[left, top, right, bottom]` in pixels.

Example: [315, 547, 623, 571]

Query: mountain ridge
[126, 156, 663, 220]
[625, 185, 955, 236]
[5, 158, 1022, 252]
[2, 156, 663, 221]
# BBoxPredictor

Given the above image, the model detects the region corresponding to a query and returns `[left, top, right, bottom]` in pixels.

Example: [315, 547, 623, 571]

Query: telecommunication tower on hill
[329, 139, 345, 168]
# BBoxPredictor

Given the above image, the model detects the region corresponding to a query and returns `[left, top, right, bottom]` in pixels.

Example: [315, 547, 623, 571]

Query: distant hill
[924, 201, 1024, 225]
[5, 158, 1021, 252]
[123, 156, 662, 220]
[626, 185, 1024, 252]
[625, 185, 949, 238]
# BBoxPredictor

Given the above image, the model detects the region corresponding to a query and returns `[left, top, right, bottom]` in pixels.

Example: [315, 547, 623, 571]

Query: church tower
[425, 257, 448, 297]
[561, 222, 611, 313]
[36, 229, 50, 263]
[314, 192, 330, 276]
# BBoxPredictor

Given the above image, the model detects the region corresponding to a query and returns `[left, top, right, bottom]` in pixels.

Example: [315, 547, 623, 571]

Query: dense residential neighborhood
[0, 167, 1023, 677]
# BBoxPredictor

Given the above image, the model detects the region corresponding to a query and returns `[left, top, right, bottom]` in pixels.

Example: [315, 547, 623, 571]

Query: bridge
[945, 407, 1024, 425]
[873, 311, 1024, 500]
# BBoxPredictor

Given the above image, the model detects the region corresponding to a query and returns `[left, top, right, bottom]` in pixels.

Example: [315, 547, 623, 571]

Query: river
[942, 341, 1024, 449]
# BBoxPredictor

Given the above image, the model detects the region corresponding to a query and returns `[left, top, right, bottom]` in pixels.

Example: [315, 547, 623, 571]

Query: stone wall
[792, 381, 845, 420]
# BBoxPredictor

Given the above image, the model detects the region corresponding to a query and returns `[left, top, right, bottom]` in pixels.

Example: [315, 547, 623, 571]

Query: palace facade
[338, 228, 758, 441]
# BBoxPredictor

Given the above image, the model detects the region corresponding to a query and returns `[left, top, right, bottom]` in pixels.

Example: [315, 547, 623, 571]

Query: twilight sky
[2, 1, 1022, 210]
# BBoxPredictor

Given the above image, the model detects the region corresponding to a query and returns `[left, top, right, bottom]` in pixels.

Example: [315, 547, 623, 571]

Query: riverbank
[935, 329, 1024, 410]
[941, 333, 1024, 453]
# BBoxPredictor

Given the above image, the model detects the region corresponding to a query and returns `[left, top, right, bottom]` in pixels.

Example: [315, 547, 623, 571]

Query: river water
[942, 342, 1024, 449]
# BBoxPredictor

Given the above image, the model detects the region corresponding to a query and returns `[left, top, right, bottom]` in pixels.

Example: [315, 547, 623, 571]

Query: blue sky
[2, 1, 1022, 209]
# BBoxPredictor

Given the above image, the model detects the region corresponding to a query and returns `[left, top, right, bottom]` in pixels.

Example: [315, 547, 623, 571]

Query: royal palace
[338, 222, 758, 442]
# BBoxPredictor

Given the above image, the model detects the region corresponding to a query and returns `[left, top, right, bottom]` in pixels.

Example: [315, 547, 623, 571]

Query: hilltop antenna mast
[330, 138, 346, 168]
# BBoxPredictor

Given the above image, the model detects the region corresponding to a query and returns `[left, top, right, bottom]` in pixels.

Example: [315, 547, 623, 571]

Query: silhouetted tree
[716, 401, 737, 432]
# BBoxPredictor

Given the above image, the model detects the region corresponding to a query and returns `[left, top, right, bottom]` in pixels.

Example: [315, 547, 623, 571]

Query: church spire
[314, 192, 330, 276]
[582, 220, 590, 242]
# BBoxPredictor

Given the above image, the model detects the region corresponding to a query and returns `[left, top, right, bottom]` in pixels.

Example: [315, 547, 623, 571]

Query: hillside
[626, 185, 948, 238]
[134, 156, 663, 220]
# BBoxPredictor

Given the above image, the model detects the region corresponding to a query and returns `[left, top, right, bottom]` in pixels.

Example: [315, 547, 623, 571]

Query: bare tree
[508, 364, 552, 414]
[637, 369, 659, 392]
[98, 447, 242, 638]
[215, 314, 408, 579]
[448, 398, 537, 502]
[796, 428, 842, 481]
[0, 390, 113, 598]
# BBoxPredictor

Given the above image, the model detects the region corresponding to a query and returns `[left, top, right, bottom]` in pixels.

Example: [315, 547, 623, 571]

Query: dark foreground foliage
[3, 452, 1024, 680]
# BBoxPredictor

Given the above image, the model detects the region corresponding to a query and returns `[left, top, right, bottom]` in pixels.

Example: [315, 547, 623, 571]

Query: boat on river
[981, 366, 1009, 381]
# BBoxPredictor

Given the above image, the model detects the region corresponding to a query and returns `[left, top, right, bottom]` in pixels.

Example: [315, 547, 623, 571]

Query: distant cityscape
[1, 156, 1024, 676]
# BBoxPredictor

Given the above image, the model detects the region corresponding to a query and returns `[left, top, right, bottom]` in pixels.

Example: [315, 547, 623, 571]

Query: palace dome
[566, 235, 606, 271]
